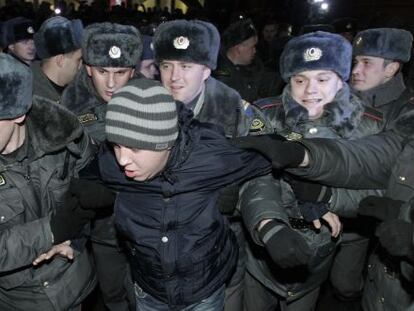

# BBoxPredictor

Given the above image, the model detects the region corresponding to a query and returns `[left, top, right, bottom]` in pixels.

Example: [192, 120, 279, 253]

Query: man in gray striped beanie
[106, 77, 178, 180]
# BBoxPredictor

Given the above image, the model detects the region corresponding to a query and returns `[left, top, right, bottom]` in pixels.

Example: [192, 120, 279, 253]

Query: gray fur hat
[280, 31, 352, 82]
[3, 17, 35, 46]
[353, 28, 413, 62]
[82, 22, 142, 68]
[221, 18, 257, 50]
[34, 16, 83, 59]
[153, 19, 220, 69]
[0, 54, 32, 120]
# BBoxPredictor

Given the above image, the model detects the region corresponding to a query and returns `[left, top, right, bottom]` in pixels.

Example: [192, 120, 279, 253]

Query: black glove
[299, 201, 329, 222]
[69, 178, 115, 209]
[231, 134, 306, 169]
[376, 219, 414, 257]
[288, 178, 332, 203]
[50, 195, 96, 245]
[358, 196, 403, 221]
[259, 220, 312, 268]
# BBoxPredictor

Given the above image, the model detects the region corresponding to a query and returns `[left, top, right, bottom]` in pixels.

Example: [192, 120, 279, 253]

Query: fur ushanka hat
[353, 28, 413, 63]
[221, 18, 257, 50]
[3, 17, 35, 46]
[34, 16, 84, 59]
[280, 31, 352, 82]
[0, 54, 32, 120]
[82, 22, 142, 68]
[153, 19, 220, 70]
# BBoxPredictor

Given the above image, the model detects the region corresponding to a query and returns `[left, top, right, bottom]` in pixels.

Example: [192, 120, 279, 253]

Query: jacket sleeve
[288, 131, 403, 189]
[0, 218, 53, 272]
[329, 188, 385, 217]
[239, 174, 291, 245]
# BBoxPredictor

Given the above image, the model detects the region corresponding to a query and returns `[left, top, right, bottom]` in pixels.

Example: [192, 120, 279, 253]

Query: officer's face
[113, 144, 170, 182]
[8, 39, 36, 65]
[0, 115, 26, 155]
[61, 49, 83, 86]
[290, 70, 343, 120]
[351, 56, 397, 91]
[236, 36, 258, 65]
[159, 61, 211, 104]
[86, 66, 135, 103]
[262, 24, 278, 42]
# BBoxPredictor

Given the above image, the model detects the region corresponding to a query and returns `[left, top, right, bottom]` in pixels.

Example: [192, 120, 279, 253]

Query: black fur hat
[0, 54, 32, 120]
[353, 28, 413, 62]
[280, 31, 352, 82]
[221, 18, 257, 51]
[153, 19, 220, 69]
[34, 16, 83, 59]
[82, 22, 142, 68]
[3, 17, 35, 46]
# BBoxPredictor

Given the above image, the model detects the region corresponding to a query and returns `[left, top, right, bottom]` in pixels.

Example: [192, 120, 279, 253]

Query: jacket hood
[281, 82, 364, 138]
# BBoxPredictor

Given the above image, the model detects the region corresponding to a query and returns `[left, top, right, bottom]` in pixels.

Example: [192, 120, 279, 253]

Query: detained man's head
[105, 78, 178, 182]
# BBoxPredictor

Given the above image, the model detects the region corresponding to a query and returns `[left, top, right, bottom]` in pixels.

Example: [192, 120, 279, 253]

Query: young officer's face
[113, 145, 170, 182]
[86, 66, 135, 102]
[351, 55, 393, 91]
[290, 70, 343, 120]
[159, 60, 210, 104]
[8, 39, 36, 64]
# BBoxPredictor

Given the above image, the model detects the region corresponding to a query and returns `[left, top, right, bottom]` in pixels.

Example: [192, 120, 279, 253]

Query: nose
[304, 79, 317, 94]
[107, 72, 115, 89]
[171, 65, 182, 81]
[352, 62, 362, 76]
[116, 146, 131, 167]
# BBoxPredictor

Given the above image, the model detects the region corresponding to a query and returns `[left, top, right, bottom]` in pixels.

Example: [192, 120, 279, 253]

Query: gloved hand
[259, 220, 312, 268]
[231, 134, 306, 169]
[50, 195, 96, 245]
[376, 219, 414, 257]
[288, 178, 332, 203]
[299, 201, 329, 222]
[69, 178, 115, 209]
[358, 196, 403, 221]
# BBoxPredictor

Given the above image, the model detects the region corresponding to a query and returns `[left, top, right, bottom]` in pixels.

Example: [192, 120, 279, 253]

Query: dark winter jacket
[0, 97, 96, 310]
[96, 105, 271, 309]
[240, 83, 383, 301]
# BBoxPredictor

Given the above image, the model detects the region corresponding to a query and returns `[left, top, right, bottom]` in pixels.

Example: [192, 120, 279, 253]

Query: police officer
[61, 22, 143, 311]
[239, 31, 383, 311]
[32, 16, 84, 104]
[214, 18, 282, 102]
[3, 17, 36, 66]
[153, 19, 271, 311]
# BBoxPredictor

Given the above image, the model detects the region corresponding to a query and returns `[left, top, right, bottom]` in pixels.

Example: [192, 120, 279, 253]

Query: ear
[384, 61, 400, 78]
[85, 65, 92, 77]
[8, 44, 15, 52]
[14, 115, 26, 124]
[55, 54, 65, 68]
[202, 66, 211, 81]
[129, 68, 135, 78]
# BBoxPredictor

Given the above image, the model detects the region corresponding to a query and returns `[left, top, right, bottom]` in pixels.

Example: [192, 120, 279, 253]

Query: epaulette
[253, 97, 283, 111]
[362, 106, 383, 122]
[214, 68, 231, 76]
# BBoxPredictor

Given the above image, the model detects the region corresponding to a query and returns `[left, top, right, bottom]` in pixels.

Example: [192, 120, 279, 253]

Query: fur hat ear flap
[0, 54, 32, 120]
[153, 19, 220, 70]
[353, 28, 413, 63]
[34, 16, 84, 59]
[82, 22, 142, 68]
[280, 31, 352, 82]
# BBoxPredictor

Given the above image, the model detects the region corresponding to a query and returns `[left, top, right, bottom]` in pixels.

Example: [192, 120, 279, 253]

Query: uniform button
[0, 216, 5, 222]
[379, 297, 385, 303]
[287, 291, 294, 297]
[308, 128, 318, 134]
[161, 236, 169, 243]
[247, 84, 252, 89]
[43, 281, 49, 287]
[368, 264, 372, 269]
[399, 176, 406, 181]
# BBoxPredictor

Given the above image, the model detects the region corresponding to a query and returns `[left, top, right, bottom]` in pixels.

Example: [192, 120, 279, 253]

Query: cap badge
[173, 36, 190, 50]
[303, 47, 322, 62]
[355, 37, 363, 46]
[109, 46, 121, 59]
[27, 26, 34, 34]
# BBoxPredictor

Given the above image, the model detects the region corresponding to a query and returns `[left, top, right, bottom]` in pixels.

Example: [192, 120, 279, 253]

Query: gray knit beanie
[106, 78, 178, 150]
